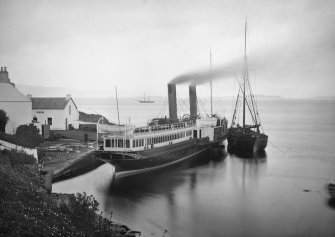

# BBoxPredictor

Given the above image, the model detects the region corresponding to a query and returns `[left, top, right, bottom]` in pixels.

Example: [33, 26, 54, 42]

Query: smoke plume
[169, 59, 243, 86]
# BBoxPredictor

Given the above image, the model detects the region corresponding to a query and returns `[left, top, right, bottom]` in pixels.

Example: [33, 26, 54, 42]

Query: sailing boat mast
[242, 20, 248, 129]
[210, 46, 213, 115]
[115, 86, 120, 125]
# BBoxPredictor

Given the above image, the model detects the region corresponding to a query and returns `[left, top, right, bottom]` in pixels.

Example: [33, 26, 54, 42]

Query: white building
[0, 67, 32, 134]
[31, 94, 79, 130]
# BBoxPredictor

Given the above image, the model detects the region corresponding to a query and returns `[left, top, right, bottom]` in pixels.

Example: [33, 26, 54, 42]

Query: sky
[0, 0, 334, 98]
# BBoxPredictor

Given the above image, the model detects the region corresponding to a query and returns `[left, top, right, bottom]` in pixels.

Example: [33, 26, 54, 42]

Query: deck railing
[133, 120, 195, 135]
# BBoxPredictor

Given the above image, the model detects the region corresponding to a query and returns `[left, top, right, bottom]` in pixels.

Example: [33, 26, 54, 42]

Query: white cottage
[31, 95, 79, 130]
[0, 67, 32, 134]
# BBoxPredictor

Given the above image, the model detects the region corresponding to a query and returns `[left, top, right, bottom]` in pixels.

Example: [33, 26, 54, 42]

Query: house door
[65, 118, 68, 130]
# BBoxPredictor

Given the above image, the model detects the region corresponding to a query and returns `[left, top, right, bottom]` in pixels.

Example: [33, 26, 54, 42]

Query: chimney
[168, 83, 178, 121]
[0, 66, 9, 83]
[66, 94, 71, 100]
[189, 85, 197, 119]
[27, 94, 32, 100]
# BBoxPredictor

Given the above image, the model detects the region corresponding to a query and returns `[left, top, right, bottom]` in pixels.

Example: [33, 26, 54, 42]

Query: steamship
[95, 84, 228, 178]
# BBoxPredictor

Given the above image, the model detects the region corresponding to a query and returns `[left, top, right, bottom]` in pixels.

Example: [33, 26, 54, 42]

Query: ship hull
[228, 128, 268, 153]
[96, 138, 220, 178]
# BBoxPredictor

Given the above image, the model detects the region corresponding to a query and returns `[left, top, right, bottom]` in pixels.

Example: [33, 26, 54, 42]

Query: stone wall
[0, 139, 38, 160]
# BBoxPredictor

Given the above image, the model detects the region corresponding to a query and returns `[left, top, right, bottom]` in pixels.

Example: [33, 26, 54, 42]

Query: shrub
[15, 124, 42, 148]
[67, 192, 99, 233]
[0, 109, 9, 133]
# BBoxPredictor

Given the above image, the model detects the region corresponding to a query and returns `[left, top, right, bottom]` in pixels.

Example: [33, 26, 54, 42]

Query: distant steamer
[96, 84, 228, 178]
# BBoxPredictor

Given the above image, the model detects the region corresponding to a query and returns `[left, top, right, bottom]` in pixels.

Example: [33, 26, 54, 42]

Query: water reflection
[327, 199, 335, 209]
[101, 151, 230, 236]
[231, 150, 267, 160]
[108, 151, 227, 195]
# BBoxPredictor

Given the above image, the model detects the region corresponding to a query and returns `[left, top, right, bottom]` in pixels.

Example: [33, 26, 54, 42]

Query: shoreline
[39, 137, 141, 236]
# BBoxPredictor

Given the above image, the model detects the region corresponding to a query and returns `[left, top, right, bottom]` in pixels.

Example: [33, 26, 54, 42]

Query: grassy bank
[0, 150, 139, 236]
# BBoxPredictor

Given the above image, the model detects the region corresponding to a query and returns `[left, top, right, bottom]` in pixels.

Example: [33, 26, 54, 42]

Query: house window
[69, 105, 71, 115]
[105, 139, 111, 147]
[47, 117, 52, 125]
[118, 139, 123, 148]
[33, 116, 38, 122]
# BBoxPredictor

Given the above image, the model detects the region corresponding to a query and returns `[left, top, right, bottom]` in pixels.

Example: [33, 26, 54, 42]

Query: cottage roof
[0, 83, 31, 102]
[32, 97, 77, 110]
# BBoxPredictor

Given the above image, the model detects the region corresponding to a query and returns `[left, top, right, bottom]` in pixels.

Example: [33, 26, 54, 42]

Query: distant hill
[309, 96, 335, 100]
[255, 95, 284, 100]
[16, 84, 113, 98]
[79, 111, 114, 124]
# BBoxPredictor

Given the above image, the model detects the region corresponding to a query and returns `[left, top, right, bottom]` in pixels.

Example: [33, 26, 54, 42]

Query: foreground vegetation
[0, 150, 137, 236]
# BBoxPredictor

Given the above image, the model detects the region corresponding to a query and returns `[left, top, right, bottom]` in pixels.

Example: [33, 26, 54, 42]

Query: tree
[0, 109, 9, 133]
[15, 124, 42, 148]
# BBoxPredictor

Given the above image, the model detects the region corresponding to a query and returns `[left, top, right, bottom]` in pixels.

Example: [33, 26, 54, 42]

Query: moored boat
[96, 84, 228, 178]
[228, 21, 268, 154]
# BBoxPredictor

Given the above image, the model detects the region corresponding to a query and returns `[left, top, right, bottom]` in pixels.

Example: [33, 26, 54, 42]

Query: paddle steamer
[96, 84, 228, 178]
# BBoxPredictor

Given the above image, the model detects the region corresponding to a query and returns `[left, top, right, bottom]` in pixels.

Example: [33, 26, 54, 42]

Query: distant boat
[137, 94, 154, 103]
[228, 21, 268, 154]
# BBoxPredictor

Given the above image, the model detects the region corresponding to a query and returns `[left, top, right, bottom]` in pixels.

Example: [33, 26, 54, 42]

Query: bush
[0, 109, 9, 133]
[15, 124, 42, 148]
[66, 192, 99, 233]
[0, 124, 42, 148]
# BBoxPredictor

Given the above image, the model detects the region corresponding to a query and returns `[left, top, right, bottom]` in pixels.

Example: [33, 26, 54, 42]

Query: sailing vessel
[137, 94, 154, 103]
[228, 21, 268, 153]
[96, 83, 228, 178]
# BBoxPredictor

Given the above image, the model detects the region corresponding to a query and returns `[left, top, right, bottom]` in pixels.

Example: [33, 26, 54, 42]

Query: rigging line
[246, 72, 259, 126]
[197, 96, 209, 115]
[235, 75, 258, 125]
[231, 74, 242, 126]
[180, 97, 188, 115]
[156, 97, 168, 118]
[177, 97, 188, 118]
[268, 140, 285, 154]
[251, 72, 265, 133]
[181, 97, 189, 112]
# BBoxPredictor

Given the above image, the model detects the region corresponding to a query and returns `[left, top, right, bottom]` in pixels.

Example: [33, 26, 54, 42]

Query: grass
[51, 129, 100, 141]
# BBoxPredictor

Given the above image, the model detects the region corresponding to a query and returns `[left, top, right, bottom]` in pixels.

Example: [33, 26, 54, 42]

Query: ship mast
[242, 20, 247, 129]
[210, 46, 213, 116]
[115, 86, 120, 125]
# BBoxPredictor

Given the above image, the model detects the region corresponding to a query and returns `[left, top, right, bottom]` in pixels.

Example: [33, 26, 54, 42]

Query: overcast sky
[0, 0, 334, 98]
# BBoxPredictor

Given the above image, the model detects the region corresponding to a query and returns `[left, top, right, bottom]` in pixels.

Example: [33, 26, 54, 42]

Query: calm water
[54, 98, 335, 237]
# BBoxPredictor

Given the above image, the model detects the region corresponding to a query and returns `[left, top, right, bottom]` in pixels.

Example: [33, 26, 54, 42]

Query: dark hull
[228, 128, 268, 153]
[96, 138, 220, 178]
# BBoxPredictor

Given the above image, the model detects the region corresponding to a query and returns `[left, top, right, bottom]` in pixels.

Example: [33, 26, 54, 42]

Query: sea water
[53, 98, 335, 237]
